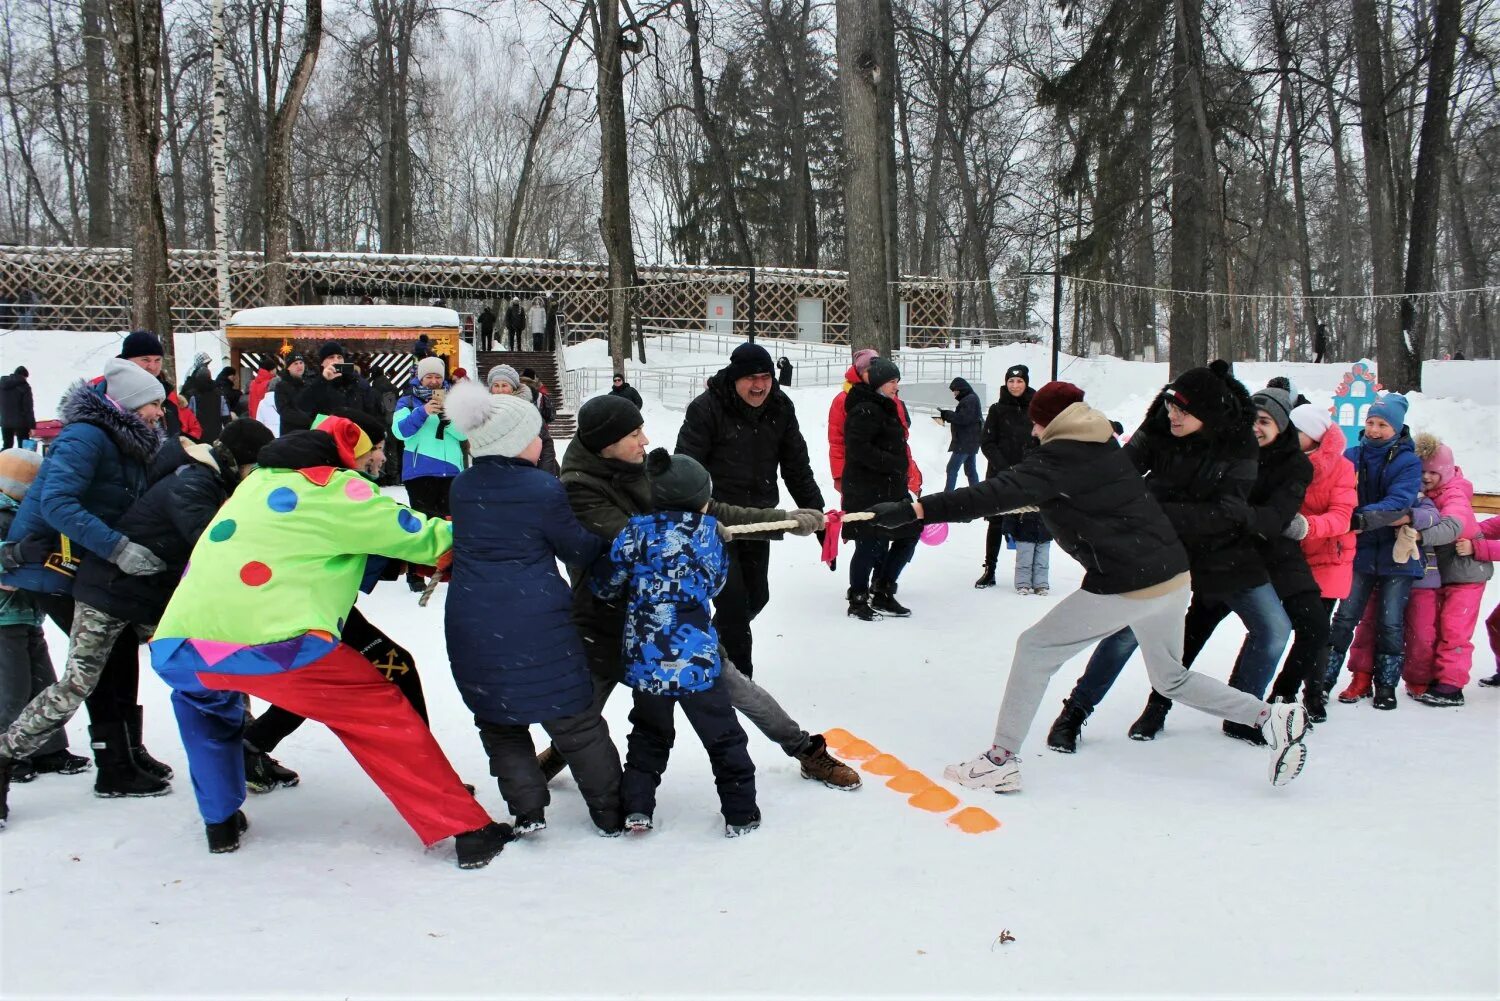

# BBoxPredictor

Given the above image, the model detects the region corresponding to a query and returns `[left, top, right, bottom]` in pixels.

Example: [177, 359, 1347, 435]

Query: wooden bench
[1475, 493, 1500, 516]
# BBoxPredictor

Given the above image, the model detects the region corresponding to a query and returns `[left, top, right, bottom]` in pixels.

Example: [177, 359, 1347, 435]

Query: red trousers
[199, 643, 490, 846]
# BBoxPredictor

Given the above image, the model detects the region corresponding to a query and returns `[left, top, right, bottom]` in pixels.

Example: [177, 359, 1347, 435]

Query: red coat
[247, 368, 274, 421]
[1299, 423, 1358, 599]
[828, 364, 921, 496]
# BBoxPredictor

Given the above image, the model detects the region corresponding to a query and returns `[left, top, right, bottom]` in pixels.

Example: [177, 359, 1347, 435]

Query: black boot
[512, 810, 547, 836]
[590, 807, 624, 837]
[455, 821, 514, 868]
[870, 580, 911, 617]
[974, 564, 997, 589]
[31, 748, 91, 776]
[206, 810, 249, 853]
[1303, 685, 1328, 724]
[90, 722, 172, 798]
[0, 759, 12, 829]
[9, 758, 36, 783]
[1046, 698, 1091, 753]
[1128, 697, 1171, 741]
[406, 572, 426, 593]
[243, 741, 300, 793]
[846, 588, 882, 621]
[1372, 684, 1398, 710]
[127, 705, 174, 781]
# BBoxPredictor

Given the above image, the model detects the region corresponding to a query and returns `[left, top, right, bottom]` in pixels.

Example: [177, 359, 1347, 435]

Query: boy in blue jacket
[1321, 393, 1423, 710]
[592, 448, 758, 837]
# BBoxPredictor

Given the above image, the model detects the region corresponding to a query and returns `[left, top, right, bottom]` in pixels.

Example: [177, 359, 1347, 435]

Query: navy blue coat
[445, 454, 608, 725]
[1, 380, 161, 595]
[939, 379, 983, 453]
[1347, 429, 1423, 578]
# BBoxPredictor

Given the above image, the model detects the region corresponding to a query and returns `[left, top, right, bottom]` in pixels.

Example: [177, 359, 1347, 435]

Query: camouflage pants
[0, 603, 153, 762]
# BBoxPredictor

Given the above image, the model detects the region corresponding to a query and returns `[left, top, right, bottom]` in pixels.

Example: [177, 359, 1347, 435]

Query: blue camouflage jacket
[591, 510, 728, 695]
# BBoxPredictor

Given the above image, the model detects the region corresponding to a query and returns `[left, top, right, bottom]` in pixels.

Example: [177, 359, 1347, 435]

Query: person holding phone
[297, 342, 380, 425]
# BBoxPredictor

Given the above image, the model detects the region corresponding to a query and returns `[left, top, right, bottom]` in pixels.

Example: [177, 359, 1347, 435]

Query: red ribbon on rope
[821, 511, 845, 564]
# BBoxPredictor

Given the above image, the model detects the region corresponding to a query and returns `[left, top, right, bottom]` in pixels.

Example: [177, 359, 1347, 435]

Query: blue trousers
[1324, 571, 1415, 688]
[848, 536, 918, 592]
[167, 682, 247, 826]
[945, 452, 980, 492]
[1068, 582, 1292, 710]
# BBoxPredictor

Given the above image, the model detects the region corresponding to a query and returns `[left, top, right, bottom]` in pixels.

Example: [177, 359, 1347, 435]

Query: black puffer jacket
[1243, 431, 1317, 599]
[0, 370, 35, 430]
[939, 378, 983, 453]
[921, 402, 1187, 595]
[274, 373, 311, 433]
[560, 437, 790, 681]
[840, 382, 920, 541]
[1125, 368, 1265, 595]
[298, 372, 377, 425]
[72, 436, 237, 623]
[979, 386, 1051, 542]
[675, 373, 824, 512]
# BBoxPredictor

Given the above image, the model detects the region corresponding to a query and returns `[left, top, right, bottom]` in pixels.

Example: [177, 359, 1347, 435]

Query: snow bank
[227, 304, 460, 329]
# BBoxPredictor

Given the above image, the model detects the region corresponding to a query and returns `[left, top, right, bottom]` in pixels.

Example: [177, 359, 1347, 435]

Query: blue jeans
[848, 536, 918, 592]
[945, 452, 979, 491]
[1068, 582, 1292, 710]
[1324, 571, 1415, 688]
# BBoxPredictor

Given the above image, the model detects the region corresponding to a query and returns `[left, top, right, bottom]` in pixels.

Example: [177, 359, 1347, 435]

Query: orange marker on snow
[861, 754, 906, 776]
[908, 786, 960, 812]
[821, 728, 857, 751]
[946, 806, 1001, 834]
[838, 739, 878, 760]
[885, 769, 936, 794]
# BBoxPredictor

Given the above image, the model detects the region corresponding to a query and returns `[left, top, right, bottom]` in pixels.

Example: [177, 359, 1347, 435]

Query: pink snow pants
[1401, 584, 1486, 690]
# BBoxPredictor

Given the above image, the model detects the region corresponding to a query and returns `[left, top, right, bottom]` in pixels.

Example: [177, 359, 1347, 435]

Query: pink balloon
[919, 521, 948, 546]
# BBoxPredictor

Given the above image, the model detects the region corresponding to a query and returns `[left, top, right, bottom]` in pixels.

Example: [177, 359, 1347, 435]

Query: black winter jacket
[298, 373, 377, 425]
[274, 373, 312, 433]
[1242, 432, 1317, 599]
[675, 374, 824, 513]
[921, 403, 1187, 595]
[1124, 380, 1265, 595]
[72, 437, 236, 623]
[979, 387, 1050, 542]
[939, 378, 983, 453]
[840, 382, 920, 541]
[560, 437, 790, 681]
[609, 383, 643, 408]
[0, 371, 35, 430]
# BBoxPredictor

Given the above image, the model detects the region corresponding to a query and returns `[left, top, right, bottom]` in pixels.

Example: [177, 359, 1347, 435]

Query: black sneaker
[1303, 686, 1329, 724]
[454, 822, 513, 869]
[1222, 720, 1269, 746]
[846, 588, 881, 621]
[974, 565, 997, 589]
[870, 583, 911, 617]
[1128, 700, 1170, 741]
[1479, 674, 1500, 688]
[1046, 698, 1090, 753]
[724, 811, 761, 838]
[1372, 684, 1398, 711]
[244, 743, 300, 794]
[206, 810, 249, 854]
[9, 758, 36, 784]
[1416, 685, 1465, 707]
[513, 810, 547, 835]
[31, 749, 90, 776]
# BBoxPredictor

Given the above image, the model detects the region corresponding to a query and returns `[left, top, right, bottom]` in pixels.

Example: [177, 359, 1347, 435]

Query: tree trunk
[263, 0, 323, 305]
[1445, 150, 1493, 358]
[108, 0, 173, 367]
[1167, 0, 1210, 373]
[836, 0, 897, 354]
[1271, 0, 1317, 361]
[1394, 0, 1460, 387]
[502, 4, 585, 257]
[593, 0, 638, 370]
[1351, 0, 1406, 386]
[681, 0, 754, 267]
[82, 0, 114, 246]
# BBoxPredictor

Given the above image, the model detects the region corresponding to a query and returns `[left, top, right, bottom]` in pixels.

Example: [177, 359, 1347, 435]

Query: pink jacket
[1421, 472, 1491, 586]
[1299, 423, 1359, 599]
[1475, 514, 1500, 563]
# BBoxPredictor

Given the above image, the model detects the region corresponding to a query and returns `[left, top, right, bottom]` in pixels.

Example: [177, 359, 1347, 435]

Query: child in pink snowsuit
[1401, 437, 1491, 706]
[1460, 514, 1500, 688]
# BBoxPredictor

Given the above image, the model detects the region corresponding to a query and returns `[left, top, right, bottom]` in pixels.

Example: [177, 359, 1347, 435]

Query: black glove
[869, 501, 917, 529]
[1, 534, 53, 571]
[1219, 496, 1252, 526]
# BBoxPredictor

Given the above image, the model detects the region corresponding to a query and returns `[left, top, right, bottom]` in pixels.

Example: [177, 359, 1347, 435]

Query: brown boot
[797, 735, 861, 790]
[536, 745, 567, 783]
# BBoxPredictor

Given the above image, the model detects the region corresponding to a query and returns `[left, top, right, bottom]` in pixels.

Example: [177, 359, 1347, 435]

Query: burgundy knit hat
[1028, 381, 1086, 428]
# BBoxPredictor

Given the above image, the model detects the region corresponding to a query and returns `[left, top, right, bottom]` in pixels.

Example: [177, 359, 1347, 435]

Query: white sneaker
[944, 751, 1022, 793]
[1261, 703, 1310, 786]
[1015, 586, 1034, 596]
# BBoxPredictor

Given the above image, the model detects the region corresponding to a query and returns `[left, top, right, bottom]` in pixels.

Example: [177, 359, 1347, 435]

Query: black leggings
[244, 607, 426, 753]
[1270, 594, 1336, 701]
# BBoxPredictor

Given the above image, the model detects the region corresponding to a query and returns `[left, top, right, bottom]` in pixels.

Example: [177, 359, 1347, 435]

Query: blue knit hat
[1366, 393, 1409, 429]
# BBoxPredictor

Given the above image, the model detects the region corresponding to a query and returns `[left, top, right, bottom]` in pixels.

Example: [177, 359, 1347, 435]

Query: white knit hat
[102, 357, 166, 411]
[486, 364, 520, 392]
[1290, 403, 1334, 443]
[416, 356, 445, 381]
[444, 379, 541, 458]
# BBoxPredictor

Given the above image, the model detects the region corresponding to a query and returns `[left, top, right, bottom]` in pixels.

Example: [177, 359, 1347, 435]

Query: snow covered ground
[1, 332, 1497, 998]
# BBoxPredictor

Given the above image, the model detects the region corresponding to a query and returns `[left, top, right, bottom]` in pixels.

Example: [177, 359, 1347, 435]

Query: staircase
[475, 350, 576, 438]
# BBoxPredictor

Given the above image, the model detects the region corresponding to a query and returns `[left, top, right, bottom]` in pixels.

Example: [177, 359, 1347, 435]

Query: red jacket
[247, 368, 274, 420]
[1299, 422, 1358, 599]
[828, 364, 921, 496]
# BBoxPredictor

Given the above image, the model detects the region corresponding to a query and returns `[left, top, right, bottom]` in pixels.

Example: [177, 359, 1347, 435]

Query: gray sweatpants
[1014, 541, 1051, 591]
[992, 583, 1268, 753]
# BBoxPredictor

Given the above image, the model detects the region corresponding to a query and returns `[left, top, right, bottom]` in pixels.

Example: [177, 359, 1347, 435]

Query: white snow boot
[1261, 702, 1310, 787]
[944, 750, 1021, 793]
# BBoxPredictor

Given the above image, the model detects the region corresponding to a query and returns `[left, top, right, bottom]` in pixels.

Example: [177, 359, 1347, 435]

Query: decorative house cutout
[1332, 360, 1383, 441]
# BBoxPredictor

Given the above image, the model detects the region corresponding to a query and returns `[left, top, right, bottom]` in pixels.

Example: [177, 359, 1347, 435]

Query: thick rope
[717, 506, 1039, 536]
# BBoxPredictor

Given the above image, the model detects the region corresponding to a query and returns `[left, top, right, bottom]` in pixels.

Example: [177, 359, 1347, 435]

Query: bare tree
[262, 0, 323, 304]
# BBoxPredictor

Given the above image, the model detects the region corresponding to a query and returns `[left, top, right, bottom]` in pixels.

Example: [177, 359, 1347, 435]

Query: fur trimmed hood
[58, 380, 163, 465]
